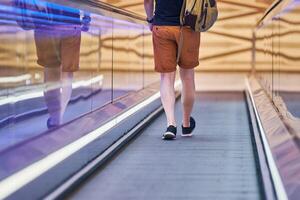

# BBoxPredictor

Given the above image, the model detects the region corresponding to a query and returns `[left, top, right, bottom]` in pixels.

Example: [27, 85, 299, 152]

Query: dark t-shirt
[153, 0, 183, 26]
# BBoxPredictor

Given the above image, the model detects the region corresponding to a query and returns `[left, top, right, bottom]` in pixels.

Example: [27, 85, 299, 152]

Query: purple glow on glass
[271, 1, 300, 20]
[0, 2, 146, 33]
[0, 5, 80, 25]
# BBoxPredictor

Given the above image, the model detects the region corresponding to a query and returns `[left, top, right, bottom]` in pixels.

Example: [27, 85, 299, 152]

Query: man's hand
[146, 17, 154, 31]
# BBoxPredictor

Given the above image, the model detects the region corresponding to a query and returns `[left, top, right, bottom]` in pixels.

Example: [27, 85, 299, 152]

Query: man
[144, 0, 200, 140]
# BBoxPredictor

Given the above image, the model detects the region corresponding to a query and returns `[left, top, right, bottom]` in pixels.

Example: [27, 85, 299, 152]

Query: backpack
[180, 0, 218, 32]
[176, 0, 218, 63]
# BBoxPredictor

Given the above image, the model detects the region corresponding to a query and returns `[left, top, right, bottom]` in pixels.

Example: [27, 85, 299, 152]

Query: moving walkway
[65, 92, 264, 200]
[0, 0, 299, 200]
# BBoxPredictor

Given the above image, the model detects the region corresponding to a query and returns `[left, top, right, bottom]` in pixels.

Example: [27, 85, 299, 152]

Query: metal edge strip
[0, 80, 180, 199]
[257, 0, 282, 28]
[46, 0, 146, 22]
[244, 90, 277, 200]
[245, 77, 288, 200]
[0, 80, 181, 199]
[44, 105, 165, 200]
[45, 90, 181, 199]
[256, 0, 297, 29]
[0, 92, 161, 199]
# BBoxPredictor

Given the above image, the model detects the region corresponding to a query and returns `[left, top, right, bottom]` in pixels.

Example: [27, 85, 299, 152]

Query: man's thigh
[178, 27, 200, 69]
[152, 26, 178, 73]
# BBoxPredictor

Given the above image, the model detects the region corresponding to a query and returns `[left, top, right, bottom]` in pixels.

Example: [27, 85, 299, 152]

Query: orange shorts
[152, 25, 200, 73]
[34, 25, 81, 72]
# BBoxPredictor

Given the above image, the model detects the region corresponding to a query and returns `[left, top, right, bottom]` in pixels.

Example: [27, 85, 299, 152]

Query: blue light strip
[0, 4, 145, 31]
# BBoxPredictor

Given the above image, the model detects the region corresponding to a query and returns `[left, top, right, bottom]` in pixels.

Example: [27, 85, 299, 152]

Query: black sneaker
[181, 117, 196, 137]
[162, 125, 177, 140]
[47, 118, 59, 129]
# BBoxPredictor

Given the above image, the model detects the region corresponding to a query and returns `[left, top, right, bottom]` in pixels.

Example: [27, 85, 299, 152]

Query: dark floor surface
[280, 92, 300, 118]
[68, 92, 262, 200]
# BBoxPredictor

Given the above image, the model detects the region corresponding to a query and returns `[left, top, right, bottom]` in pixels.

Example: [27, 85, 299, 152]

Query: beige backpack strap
[176, 27, 184, 64]
[180, 0, 187, 25]
[177, 0, 187, 64]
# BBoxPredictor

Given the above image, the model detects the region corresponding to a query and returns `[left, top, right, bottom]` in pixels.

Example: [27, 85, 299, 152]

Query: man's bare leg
[179, 68, 195, 127]
[160, 71, 177, 127]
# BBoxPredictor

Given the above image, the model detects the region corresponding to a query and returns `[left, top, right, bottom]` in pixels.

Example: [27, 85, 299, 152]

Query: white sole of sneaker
[181, 133, 193, 137]
[162, 132, 176, 140]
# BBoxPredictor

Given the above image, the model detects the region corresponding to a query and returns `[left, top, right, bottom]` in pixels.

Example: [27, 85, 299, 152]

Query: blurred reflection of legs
[36, 27, 80, 129]
[61, 71, 73, 116]
[160, 72, 176, 127]
[44, 67, 73, 127]
[44, 67, 62, 127]
[179, 68, 195, 127]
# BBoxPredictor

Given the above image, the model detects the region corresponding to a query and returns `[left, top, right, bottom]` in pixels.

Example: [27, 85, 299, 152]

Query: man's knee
[160, 72, 176, 81]
[44, 67, 61, 82]
[180, 69, 194, 82]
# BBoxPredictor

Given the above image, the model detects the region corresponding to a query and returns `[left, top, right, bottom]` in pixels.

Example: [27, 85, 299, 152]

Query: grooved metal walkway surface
[68, 92, 262, 200]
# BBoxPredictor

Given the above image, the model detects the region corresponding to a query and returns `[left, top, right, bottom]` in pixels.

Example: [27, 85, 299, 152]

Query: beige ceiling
[99, 0, 275, 71]
[100, 0, 274, 17]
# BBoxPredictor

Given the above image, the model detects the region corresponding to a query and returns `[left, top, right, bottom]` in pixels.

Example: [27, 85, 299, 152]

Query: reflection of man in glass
[28, 1, 90, 128]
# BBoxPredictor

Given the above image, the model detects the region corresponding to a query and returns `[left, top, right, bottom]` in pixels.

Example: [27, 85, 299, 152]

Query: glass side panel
[0, 0, 153, 152]
[143, 28, 159, 86]
[277, 4, 300, 120]
[87, 14, 113, 111]
[255, 2, 300, 137]
[112, 18, 144, 100]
